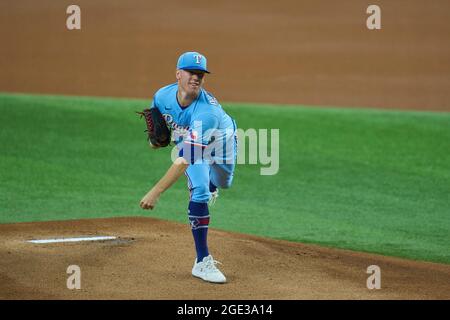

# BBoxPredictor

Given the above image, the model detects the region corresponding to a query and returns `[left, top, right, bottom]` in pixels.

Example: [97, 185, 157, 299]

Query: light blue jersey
[151, 83, 237, 164]
[150, 82, 237, 203]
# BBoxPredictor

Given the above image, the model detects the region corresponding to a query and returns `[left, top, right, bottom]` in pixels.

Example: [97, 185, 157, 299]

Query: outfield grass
[1, 92, 449, 264]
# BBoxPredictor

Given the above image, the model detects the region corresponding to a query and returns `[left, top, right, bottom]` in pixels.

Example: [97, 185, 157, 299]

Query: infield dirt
[1, 217, 449, 299]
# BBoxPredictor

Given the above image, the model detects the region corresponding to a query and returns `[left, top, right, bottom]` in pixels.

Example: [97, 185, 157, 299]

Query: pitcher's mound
[0, 217, 449, 299]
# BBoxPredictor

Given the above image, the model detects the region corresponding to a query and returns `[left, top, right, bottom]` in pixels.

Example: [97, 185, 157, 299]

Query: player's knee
[220, 179, 233, 189]
[215, 177, 233, 189]
[191, 184, 211, 203]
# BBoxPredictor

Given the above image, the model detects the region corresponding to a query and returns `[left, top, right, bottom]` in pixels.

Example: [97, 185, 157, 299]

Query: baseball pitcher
[138, 52, 237, 283]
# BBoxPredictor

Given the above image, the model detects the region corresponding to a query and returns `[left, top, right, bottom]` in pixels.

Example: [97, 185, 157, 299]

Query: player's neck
[177, 88, 199, 107]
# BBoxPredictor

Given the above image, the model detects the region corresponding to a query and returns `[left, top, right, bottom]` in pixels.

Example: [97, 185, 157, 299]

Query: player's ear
[176, 70, 181, 81]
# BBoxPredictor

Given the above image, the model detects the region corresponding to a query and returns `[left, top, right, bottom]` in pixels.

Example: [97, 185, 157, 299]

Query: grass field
[1, 92, 449, 264]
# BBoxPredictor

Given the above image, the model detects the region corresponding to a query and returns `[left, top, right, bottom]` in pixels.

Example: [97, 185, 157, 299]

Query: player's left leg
[185, 163, 226, 283]
[185, 163, 211, 262]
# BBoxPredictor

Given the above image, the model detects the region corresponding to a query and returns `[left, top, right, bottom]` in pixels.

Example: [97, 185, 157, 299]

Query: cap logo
[194, 54, 202, 64]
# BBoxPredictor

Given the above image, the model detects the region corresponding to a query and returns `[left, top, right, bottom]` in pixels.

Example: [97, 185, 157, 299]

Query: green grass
[1, 92, 449, 264]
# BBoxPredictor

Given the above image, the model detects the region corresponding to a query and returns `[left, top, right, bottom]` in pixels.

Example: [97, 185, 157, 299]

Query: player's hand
[140, 188, 161, 210]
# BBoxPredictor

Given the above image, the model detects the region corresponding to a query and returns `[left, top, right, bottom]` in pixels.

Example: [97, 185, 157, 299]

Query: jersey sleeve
[150, 92, 159, 109]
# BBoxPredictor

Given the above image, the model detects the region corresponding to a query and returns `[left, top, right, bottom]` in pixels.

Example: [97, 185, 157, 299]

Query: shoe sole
[192, 273, 227, 284]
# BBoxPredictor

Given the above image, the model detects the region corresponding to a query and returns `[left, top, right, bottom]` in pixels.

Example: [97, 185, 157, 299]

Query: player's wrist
[174, 157, 189, 166]
[152, 185, 165, 195]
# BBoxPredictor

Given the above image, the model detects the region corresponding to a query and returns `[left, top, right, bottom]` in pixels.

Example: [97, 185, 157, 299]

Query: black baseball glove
[136, 108, 171, 148]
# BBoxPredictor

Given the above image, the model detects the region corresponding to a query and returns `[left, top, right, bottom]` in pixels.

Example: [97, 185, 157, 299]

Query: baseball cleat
[208, 189, 219, 206]
[192, 255, 227, 283]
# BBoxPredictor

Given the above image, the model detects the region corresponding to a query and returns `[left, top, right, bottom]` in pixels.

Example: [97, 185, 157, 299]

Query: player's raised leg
[210, 163, 235, 189]
[208, 125, 238, 204]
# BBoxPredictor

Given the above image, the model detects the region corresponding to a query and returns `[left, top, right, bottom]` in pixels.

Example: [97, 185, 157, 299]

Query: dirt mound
[0, 217, 448, 299]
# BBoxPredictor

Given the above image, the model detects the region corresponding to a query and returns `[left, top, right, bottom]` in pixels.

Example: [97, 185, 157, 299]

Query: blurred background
[1, 0, 449, 111]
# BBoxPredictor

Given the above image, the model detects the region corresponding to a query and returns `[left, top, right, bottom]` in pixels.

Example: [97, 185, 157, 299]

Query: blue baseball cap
[177, 51, 210, 73]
